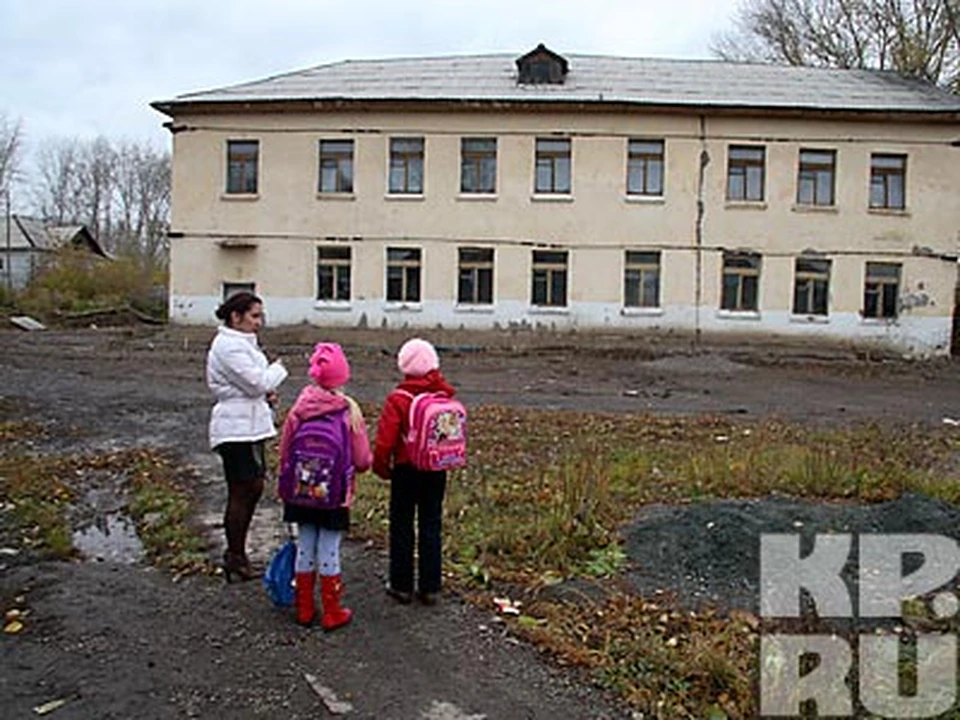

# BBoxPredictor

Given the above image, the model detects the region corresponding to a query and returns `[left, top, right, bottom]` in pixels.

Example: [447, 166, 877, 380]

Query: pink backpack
[396, 390, 467, 471]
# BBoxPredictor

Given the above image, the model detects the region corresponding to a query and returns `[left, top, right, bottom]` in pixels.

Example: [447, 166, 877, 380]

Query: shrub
[16, 248, 167, 320]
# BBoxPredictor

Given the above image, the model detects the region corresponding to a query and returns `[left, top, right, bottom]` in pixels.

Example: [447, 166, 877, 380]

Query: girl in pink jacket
[278, 343, 372, 630]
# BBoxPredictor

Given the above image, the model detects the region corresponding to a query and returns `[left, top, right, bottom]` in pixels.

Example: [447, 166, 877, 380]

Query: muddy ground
[1, 324, 960, 718]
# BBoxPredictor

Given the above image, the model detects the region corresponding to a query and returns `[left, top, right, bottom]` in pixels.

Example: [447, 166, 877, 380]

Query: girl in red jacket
[278, 343, 372, 629]
[373, 338, 456, 606]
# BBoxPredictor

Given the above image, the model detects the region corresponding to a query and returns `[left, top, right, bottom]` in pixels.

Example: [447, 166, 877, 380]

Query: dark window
[458, 247, 494, 305]
[226, 140, 258, 194]
[460, 138, 497, 194]
[870, 154, 906, 210]
[389, 138, 424, 194]
[727, 146, 765, 202]
[535, 139, 571, 194]
[528, 61, 552, 83]
[793, 258, 831, 316]
[626, 140, 664, 196]
[317, 246, 351, 301]
[721, 252, 761, 312]
[864, 262, 901, 319]
[624, 251, 661, 308]
[319, 140, 354, 193]
[797, 149, 836, 206]
[386, 247, 421, 302]
[531, 250, 568, 307]
[222, 281, 255, 301]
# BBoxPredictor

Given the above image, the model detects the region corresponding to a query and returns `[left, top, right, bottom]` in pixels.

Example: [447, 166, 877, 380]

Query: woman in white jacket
[207, 292, 288, 581]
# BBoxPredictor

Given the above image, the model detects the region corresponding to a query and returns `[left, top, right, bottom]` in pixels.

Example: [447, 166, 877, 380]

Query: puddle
[72, 513, 144, 563]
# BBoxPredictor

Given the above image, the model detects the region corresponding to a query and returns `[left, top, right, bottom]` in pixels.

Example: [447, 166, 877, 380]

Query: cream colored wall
[169, 110, 705, 300]
[166, 107, 960, 353]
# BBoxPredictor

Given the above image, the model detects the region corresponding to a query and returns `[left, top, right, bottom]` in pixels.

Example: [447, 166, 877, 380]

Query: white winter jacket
[206, 326, 288, 449]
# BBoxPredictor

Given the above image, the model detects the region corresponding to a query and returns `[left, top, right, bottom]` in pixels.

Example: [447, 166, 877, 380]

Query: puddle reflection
[72, 514, 144, 563]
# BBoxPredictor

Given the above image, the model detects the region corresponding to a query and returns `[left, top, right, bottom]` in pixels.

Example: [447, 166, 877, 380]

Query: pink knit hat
[397, 338, 439, 378]
[308, 342, 350, 389]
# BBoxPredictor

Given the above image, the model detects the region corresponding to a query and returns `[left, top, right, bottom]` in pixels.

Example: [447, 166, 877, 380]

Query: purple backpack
[278, 409, 354, 510]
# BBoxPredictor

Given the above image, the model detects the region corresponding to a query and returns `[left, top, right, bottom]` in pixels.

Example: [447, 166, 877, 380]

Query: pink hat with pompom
[397, 338, 439, 378]
[308, 342, 350, 389]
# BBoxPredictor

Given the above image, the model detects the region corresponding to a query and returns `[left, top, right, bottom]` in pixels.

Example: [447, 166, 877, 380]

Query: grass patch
[531, 595, 757, 716]
[357, 410, 959, 584]
[123, 449, 212, 577]
[347, 405, 960, 717]
[0, 434, 210, 575]
[0, 422, 75, 559]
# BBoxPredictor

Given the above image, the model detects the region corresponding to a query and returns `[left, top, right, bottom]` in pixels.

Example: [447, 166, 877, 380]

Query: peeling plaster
[170, 294, 954, 357]
[899, 290, 934, 312]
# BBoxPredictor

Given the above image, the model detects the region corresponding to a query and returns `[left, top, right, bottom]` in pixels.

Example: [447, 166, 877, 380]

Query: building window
[797, 149, 836, 206]
[516, 45, 569, 85]
[389, 138, 424, 194]
[531, 250, 568, 307]
[317, 246, 351, 301]
[863, 262, 901, 319]
[870, 154, 906, 210]
[226, 140, 259, 194]
[626, 140, 664, 196]
[721, 252, 761, 312]
[534, 139, 571, 194]
[386, 247, 421, 302]
[793, 258, 831, 316]
[458, 247, 494, 305]
[727, 146, 765, 202]
[222, 281, 256, 300]
[318, 140, 354, 193]
[460, 138, 497, 194]
[624, 251, 661, 308]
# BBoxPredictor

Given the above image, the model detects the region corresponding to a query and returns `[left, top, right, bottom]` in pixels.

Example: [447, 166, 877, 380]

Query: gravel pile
[624, 493, 960, 612]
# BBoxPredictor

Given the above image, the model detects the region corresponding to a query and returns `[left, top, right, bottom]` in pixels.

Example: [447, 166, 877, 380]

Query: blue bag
[263, 539, 296, 608]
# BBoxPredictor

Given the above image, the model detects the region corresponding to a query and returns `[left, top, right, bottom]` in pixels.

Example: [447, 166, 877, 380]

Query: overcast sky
[2, 0, 742, 151]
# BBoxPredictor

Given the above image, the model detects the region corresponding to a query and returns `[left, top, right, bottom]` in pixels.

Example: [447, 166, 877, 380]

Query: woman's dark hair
[215, 291, 263, 327]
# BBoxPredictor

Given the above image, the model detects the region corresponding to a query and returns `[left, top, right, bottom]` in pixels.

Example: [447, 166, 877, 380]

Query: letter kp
[759, 533, 960, 718]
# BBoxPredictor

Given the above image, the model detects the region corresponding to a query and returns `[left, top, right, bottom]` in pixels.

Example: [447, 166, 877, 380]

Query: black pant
[389, 464, 447, 595]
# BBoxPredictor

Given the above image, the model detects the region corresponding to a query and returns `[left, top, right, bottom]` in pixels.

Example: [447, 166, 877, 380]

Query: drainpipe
[694, 116, 710, 350]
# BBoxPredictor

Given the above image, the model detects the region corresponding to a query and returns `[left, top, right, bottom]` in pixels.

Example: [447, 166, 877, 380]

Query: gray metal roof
[156, 52, 960, 114]
[10, 215, 108, 257]
[12, 215, 56, 250]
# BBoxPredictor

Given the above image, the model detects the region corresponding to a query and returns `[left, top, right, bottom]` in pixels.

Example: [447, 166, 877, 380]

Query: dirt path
[1, 325, 959, 718]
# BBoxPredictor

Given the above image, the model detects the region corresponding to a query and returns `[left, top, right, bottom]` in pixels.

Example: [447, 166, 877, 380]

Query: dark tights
[224, 476, 264, 561]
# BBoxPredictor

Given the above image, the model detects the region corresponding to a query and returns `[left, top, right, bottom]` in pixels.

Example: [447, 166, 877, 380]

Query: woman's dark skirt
[215, 440, 266, 484]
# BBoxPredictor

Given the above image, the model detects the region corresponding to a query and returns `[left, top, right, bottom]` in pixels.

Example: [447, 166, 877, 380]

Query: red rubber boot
[295, 571, 317, 626]
[320, 575, 353, 631]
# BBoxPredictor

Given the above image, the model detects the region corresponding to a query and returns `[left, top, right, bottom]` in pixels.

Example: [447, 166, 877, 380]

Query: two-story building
[152, 45, 960, 356]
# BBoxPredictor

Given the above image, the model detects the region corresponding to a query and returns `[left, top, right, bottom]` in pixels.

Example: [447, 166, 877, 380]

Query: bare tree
[0, 112, 24, 197]
[32, 136, 170, 263]
[80, 136, 117, 248]
[33, 138, 84, 226]
[139, 149, 171, 264]
[713, 0, 960, 90]
[114, 140, 170, 264]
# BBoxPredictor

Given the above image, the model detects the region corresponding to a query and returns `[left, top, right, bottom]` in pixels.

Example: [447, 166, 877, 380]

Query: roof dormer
[516, 44, 568, 85]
